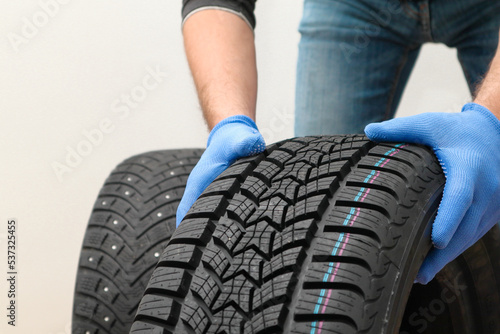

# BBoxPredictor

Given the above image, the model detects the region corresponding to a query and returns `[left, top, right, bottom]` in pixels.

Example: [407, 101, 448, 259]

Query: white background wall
[0, 1, 470, 333]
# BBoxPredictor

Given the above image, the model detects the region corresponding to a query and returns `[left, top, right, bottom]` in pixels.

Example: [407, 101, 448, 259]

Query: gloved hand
[365, 102, 500, 284]
[176, 115, 266, 227]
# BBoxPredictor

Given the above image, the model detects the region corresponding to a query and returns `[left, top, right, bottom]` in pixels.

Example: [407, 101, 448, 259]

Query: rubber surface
[401, 225, 500, 333]
[129, 135, 453, 333]
[72, 149, 203, 334]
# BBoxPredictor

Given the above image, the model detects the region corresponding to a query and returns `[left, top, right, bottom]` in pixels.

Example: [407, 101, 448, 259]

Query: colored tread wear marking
[311, 144, 406, 334]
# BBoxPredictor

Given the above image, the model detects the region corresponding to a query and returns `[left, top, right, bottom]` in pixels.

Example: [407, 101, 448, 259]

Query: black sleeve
[182, 0, 257, 30]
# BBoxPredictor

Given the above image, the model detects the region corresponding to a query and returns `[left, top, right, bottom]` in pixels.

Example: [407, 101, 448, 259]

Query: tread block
[346, 168, 407, 196]
[226, 194, 258, 224]
[284, 194, 329, 225]
[208, 306, 246, 334]
[273, 161, 314, 183]
[74, 295, 126, 332]
[173, 218, 215, 246]
[232, 220, 275, 257]
[303, 262, 373, 298]
[202, 178, 240, 197]
[146, 267, 191, 298]
[324, 206, 396, 247]
[335, 186, 395, 218]
[308, 160, 352, 181]
[358, 155, 415, 180]
[223, 249, 265, 283]
[75, 274, 121, 306]
[240, 176, 269, 200]
[248, 197, 289, 229]
[158, 243, 201, 270]
[297, 176, 340, 200]
[212, 274, 254, 313]
[312, 233, 382, 273]
[291, 320, 357, 334]
[279, 140, 308, 152]
[135, 294, 181, 326]
[191, 267, 221, 309]
[266, 149, 294, 165]
[260, 177, 302, 203]
[184, 195, 228, 220]
[323, 149, 363, 164]
[202, 244, 231, 278]
[252, 160, 282, 184]
[218, 162, 255, 180]
[272, 219, 317, 255]
[253, 272, 295, 311]
[244, 304, 288, 334]
[285, 149, 322, 166]
[262, 247, 306, 282]
[212, 216, 245, 253]
[180, 297, 212, 333]
[295, 289, 364, 324]
[130, 321, 172, 333]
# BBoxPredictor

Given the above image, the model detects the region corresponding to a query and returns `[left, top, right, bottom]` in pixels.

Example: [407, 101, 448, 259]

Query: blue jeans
[295, 0, 500, 136]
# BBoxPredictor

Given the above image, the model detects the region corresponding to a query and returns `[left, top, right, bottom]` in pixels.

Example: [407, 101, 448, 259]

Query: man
[175, 0, 500, 284]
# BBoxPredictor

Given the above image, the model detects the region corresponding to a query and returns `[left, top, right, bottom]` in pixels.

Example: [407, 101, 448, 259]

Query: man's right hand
[176, 115, 265, 227]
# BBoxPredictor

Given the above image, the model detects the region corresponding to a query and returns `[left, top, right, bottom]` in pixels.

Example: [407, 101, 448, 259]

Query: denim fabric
[294, 0, 500, 136]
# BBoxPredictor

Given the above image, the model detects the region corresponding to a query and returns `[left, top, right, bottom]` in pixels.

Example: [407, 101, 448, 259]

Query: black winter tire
[72, 149, 204, 334]
[127, 135, 500, 334]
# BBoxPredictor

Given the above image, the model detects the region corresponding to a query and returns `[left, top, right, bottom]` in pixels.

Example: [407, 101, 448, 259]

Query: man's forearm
[474, 31, 500, 121]
[183, 9, 258, 130]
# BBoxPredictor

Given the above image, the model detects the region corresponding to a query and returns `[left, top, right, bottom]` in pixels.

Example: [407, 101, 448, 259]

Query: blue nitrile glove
[176, 115, 266, 227]
[365, 103, 500, 284]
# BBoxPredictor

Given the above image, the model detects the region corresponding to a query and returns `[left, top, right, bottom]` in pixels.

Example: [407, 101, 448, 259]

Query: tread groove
[322, 225, 381, 245]
[335, 200, 391, 219]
